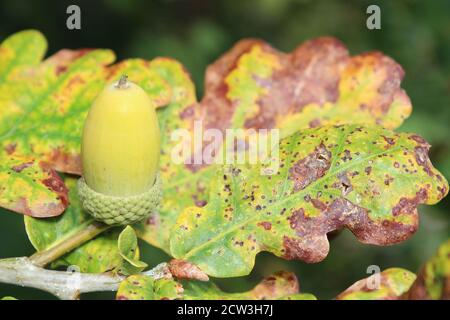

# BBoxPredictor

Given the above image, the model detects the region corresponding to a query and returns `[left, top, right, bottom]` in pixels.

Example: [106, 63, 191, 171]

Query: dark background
[0, 0, 449, 299]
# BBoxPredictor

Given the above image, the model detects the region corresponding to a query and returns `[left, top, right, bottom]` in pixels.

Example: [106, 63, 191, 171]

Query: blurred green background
[0, 0, 449, 299]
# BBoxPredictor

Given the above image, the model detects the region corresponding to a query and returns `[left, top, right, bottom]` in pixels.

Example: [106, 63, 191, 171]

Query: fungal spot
[384, 175, 394, 186]
[437, 185, 448, 199]
[257, 221, 272, 231]
[195, 200, 207, 207]
[409, 134, 427, 145]
[414, 146, 433, 176]
[333, 172, 353, 196]
[4, 143, 16, 155]
[41, 168, 69, 207]
[341, 150, 352, 162]
[289, 143, 331, 192]
[311, 198, 327, 211]
[11, 161, 34, 173]
[382, 135, 395, 146]
[309, 119, 321, 128]
[392, 188, 428, 217]
[282, 235, 329, 263]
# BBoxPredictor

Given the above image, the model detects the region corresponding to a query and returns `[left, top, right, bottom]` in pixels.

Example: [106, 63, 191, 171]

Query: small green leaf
[0, 154, 68, 217]
[406, 238, 450, 300]
[336, 268, 416, 300]
[1, 296, 18, 300]
[116, 276, 183, 300]
[24, 177, 123, 273]
[117, 226, 147, 275]
[170, 125, 448, 277]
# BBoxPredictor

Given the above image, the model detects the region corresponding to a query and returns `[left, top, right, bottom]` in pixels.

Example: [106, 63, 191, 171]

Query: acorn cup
[78, 75, 162, 226]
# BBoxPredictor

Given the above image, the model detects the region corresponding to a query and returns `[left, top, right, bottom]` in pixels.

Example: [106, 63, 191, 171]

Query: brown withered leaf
[187, 37, 411, 142]
[168, 259, 209, 281]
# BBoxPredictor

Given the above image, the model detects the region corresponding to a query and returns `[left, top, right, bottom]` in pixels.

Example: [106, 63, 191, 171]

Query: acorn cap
[78, 173, 161, 226]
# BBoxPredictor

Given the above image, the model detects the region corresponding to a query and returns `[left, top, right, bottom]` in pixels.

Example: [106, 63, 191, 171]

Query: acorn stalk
[78, 75, 162, 226]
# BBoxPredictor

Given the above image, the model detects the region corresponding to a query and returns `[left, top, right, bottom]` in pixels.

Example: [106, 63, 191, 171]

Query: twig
[0, 257, 170, 300]
[29, 221, 111, 267]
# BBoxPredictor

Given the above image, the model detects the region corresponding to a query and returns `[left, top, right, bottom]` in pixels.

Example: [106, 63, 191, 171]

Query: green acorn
[78, 75, 162, 225]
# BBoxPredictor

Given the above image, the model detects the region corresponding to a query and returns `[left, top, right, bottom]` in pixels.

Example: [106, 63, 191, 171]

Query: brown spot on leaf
[289, 143, 331, 192]
[200, 39, 264, 134]
[11, 161, 34, 173]
[308, 119, 321, 128]
[282, 235, 329, 263]
[409, 134, 427, 145]
[251, 271, 299, 299]
[41, 164, 69, 209]
[4, 143, 16, 155]
[44, 148, 82, 175]
[341, 149, 352, 162]
[311, 198, 327, 211]
[283, 194, 421, 263]
[257, 221, 272, 230]
[46, 49, 94, 76]
[392, 189, 428, 217]
[414, 146, 433, 176]
[145, 213, 158, 226]
[194, 200, 207, 207]
[244, 37, 345, 129]
[334, 171, 353, 196]
[179, 105, 195, 119]
[382, 135, 396, 146]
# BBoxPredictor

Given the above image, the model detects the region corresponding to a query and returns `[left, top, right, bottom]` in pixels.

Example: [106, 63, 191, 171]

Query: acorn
[78, 75, 162, 226]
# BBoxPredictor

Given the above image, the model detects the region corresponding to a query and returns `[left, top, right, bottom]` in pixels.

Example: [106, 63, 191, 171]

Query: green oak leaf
[24, 177, 123, 273]
[0, 153, 68, 217]
[406, 238, 450, 300]
[0, 30, 171, 177]
[137, 37, 416, 255]
[116, 276, 183, 300]
[170, 125, 448, 277]
[336, 268, 416, 300]
[117, 226, 147, 275]
[0, 31, 68, 217]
